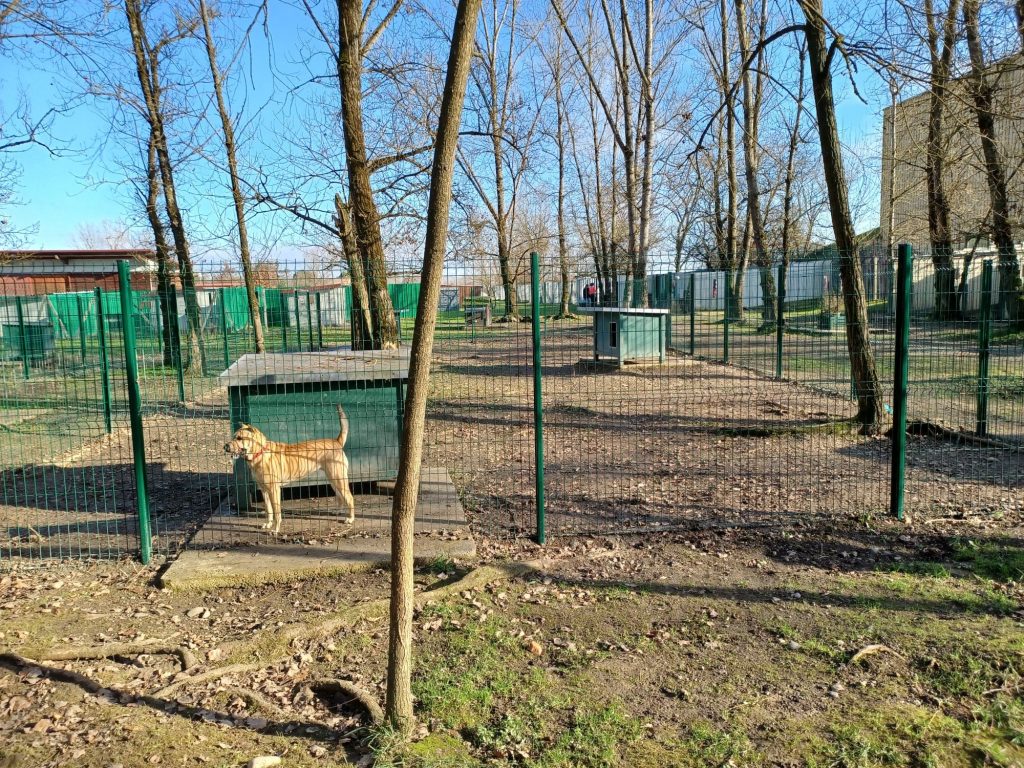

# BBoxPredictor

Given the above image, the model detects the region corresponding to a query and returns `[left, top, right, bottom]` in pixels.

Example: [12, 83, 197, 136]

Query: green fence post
[688, 273, 695, 355]
[219, 287, 230, 370]
[889, 244, 912, 522]
[76, 293, 88, 364]
[306, 292, 314, 351]
[723, 271, 731, 364]
[776, 263, 786, 379]
[315, 292, 323, 349]
[94, 287, 113, 434]
[530, 252, 546, 545]
[976, 259, 993, 436]
[293, 290, 302, 350]
[168, 285, 185, 403]
[280, 292, 289, 351]
[117, 262, 152, 564]
[14, 296, 29, 380]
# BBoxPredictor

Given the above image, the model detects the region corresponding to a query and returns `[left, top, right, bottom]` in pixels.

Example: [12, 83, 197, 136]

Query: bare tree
[919, 0, 964, 319]
[197, 0, 265, 352]
[124, 0, 205, 374]
[336, 0, 402, 348]
[735, 0, 776, 325]
[385, 0, 481, 734]
[963, 0, 1022, 322]
[798, 0, 884, 432]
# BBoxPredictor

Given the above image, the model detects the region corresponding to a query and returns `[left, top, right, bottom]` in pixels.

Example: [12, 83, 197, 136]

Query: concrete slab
[160, 467, 475, 590]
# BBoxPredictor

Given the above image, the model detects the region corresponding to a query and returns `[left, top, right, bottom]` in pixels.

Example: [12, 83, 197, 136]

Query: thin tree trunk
[799, 0, 884, 433]
[385, 0, 481, 734]
[780, 42, 806, 285]
[124, 0, 205, 375]
[145, 128, 175, 368]
[334, 195, 372, 349]
[337, 0, 399, 348]
[925, 0, 961, 320]
[634, 0, 654, 307]
[554, 57, 571, 318]
[198, 0, 265, 352]
[721, 0, 738, 279]
[735, 0, 772, 324]
[964, 0, 1022, 323]
[1016, 0, 1024, 49]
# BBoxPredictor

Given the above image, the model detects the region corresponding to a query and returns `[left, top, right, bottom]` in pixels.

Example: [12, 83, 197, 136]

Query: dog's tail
[336, 405, 349, 447]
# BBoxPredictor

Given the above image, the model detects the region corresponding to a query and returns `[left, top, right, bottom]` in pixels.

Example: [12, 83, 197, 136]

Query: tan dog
[224, 405, 355, 534]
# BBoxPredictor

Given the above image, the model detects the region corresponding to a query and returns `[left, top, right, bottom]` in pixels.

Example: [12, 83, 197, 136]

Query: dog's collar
[247, 444, 268, 463]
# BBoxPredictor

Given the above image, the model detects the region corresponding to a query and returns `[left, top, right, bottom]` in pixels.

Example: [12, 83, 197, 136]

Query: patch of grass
[413, 617, 525, 729]
[917, 641, 1022, 699]
[533, 704, 645, 768]
[882, 560, 951, 578]
[420, 555, 457, 575]
[951, 538, 1024, 582]
[818, 723, 904, 767]
[970, 697, 1024, 767]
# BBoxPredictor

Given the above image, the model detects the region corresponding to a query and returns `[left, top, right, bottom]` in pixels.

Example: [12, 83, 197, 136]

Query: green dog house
[580, 307, 670, 367]
[219, 349, 409, 512]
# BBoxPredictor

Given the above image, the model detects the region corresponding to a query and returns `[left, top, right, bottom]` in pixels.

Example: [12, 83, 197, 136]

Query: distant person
[580, 283, 590, 307]
[586, 282, 598, 306]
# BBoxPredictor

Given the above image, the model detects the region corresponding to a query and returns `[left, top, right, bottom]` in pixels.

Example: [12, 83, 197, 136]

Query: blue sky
[2, 0, 892, 254]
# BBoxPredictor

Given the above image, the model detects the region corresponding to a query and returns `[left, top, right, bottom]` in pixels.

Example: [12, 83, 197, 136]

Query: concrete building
[880, 54, 1024, 250]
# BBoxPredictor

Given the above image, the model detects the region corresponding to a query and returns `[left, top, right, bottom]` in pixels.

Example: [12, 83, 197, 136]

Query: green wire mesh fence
[0, 245, 1021, 560]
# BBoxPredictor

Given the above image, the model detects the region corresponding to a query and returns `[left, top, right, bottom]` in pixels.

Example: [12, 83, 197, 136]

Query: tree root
[312, 679, 384, 725]
[34, 639, 199, 671]
[156, 561, 538, 699]
[224, 686, 291, 722]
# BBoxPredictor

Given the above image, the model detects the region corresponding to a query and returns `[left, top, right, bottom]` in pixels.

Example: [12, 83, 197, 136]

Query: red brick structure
[0, 249, 158, 295]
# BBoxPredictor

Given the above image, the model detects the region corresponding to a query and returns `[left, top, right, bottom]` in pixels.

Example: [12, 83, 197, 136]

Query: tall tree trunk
[799, 0, 884, 433]
[334, 195, 372, 349]
[780, 42, 806, 290]
[1016, 0, 1024, 49]
[964, 0, 1022, 323]
[735, 0, 773, 324]
[554, 56, 571, 318]
[198, 0, 265, 352]
[145, 128, 175, 368]
[124, 0, 204, 376]
[634, 0, 655, 307]
[716, 0, 741, 319]
[337, 0, 399, 348]
[925, 0, 961, 320]
[385, 0, 481, 734]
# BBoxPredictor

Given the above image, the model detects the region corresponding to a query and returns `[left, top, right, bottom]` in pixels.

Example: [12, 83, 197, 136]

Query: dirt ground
[1, 517, 1022, 767]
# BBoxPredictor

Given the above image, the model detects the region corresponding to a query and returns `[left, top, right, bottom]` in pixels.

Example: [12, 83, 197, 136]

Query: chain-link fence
[0, 244, 1021, 560]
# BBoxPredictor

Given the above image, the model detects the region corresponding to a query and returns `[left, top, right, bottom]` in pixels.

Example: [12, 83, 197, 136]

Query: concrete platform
[160, 467, 475, 590]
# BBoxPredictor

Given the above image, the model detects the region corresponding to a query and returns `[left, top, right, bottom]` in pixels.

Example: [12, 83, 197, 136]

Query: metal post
[306, 292, 314, 351]
[281, 293, 289, 351]
[776, 263, 786, 379]
[94, 287, 112, 434]
[688, 273, 695, 355]
[219, 287, 230, 370]
[315, 292, 323, 349]
[723, 271, 731, 364]
[976, 260, 993, 436]
[14, 296, 29, 379]
[889, 244, 912, 522]
[168, 285, 185, 403]
[530, 252, 546, 545]
[293, 290, 302, 350]
[76, 293, 88, 364]
[117, 262, 152, 564]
